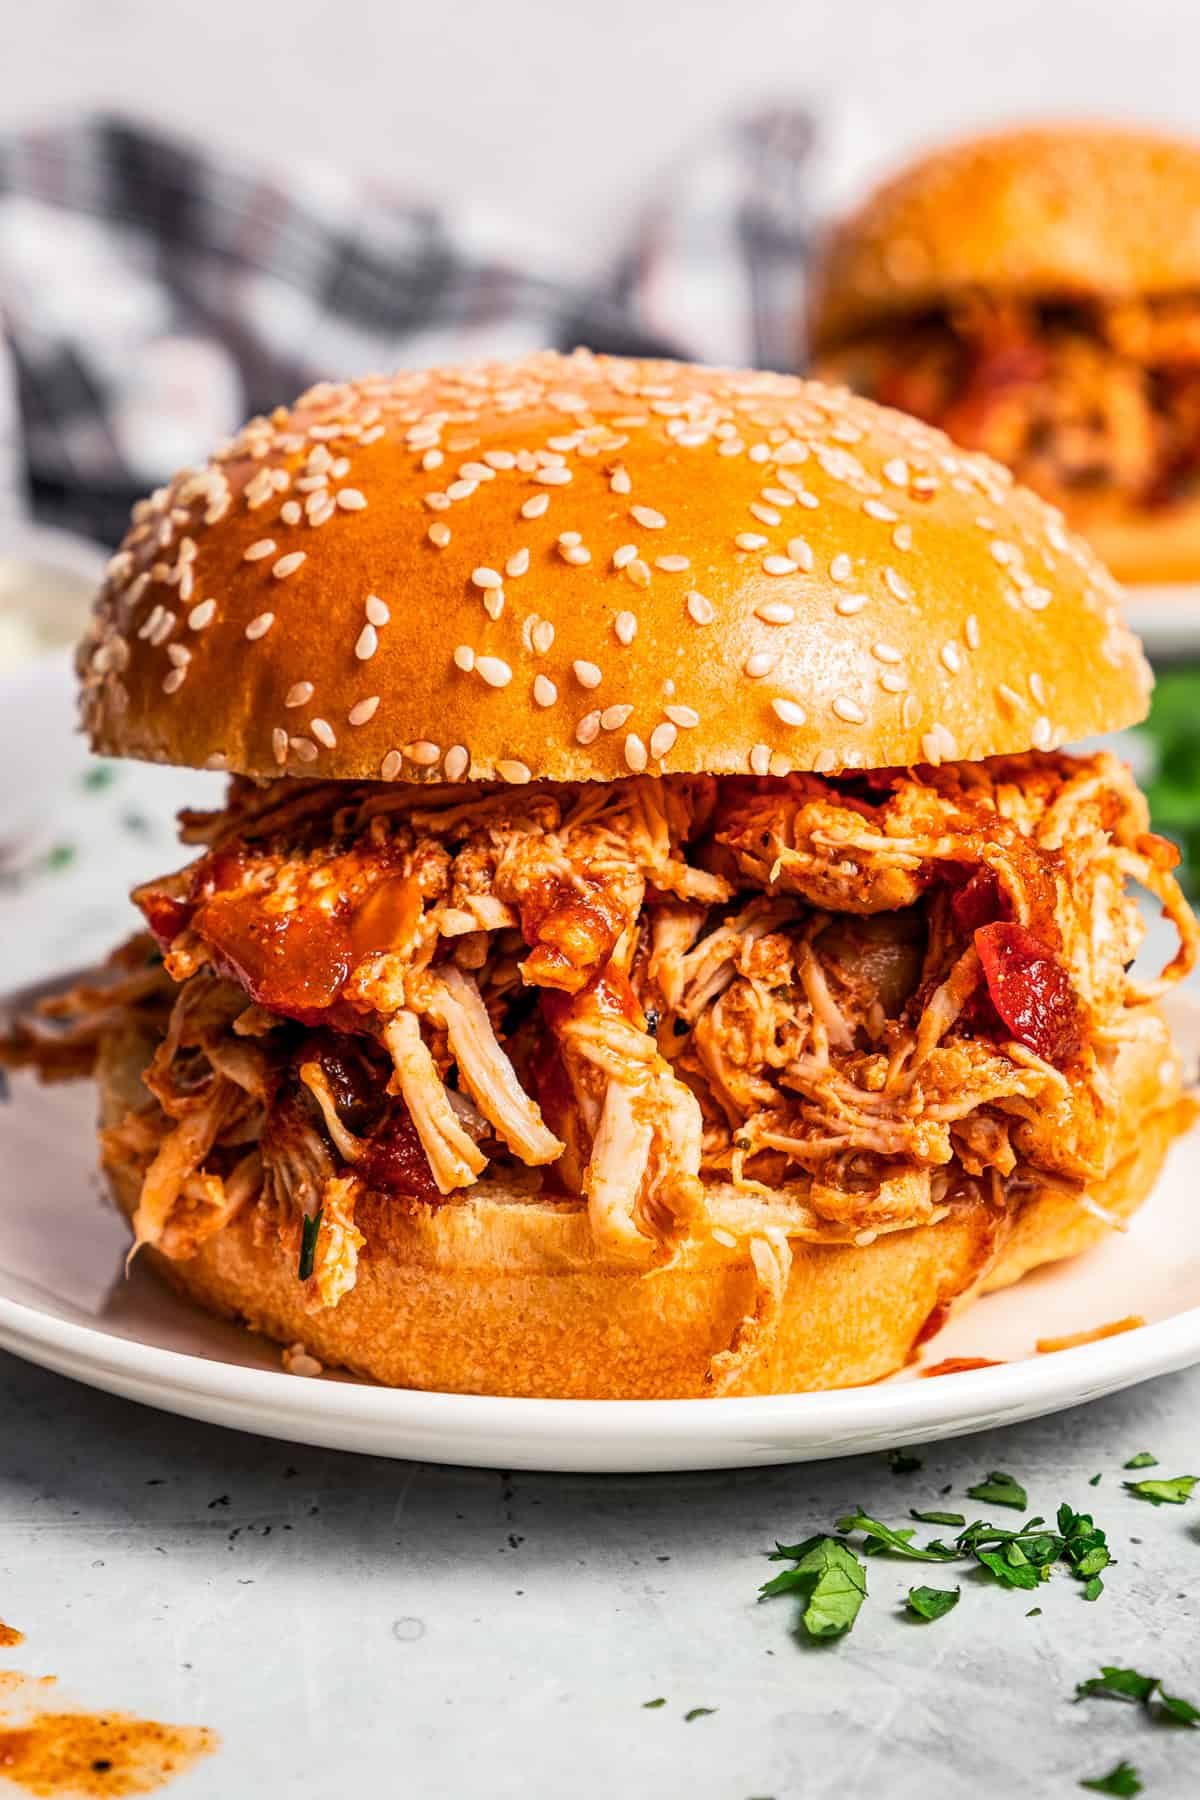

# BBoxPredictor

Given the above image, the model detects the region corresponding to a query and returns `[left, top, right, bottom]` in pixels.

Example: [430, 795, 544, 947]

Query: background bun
[809, 124, 1200, 351]
[99, 1017, 1186, 1398]
[79, 351, 1150, 786]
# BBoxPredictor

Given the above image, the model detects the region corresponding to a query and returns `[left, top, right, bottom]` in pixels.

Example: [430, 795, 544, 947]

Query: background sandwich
[809, 125, 1200, 586]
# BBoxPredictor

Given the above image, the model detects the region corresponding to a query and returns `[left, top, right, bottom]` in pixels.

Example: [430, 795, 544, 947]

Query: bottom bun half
[97, 1023, 1190, 1399]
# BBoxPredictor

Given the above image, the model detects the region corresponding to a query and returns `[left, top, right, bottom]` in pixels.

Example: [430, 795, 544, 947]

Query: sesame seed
[762, 555, 798, 577]
[749, 502, 781, 528]
[484, 450, 515, 470]
[748, 444, 771, 465]
[244, 539, 276, 562]
[863, 499, 897, 523]
[281, 500, 302, 525]
[687, 592, 714, 625]
[749, 743, 771, 776]
[576, 711, 601, 745]
[655, 554, 689, 573]
[941, 642, 962, 674]
[573, 659, 602, 689]
[835, 593, 868, 617]
[453, 644, 475, 673]
[884, 567, 912, 601]
[444, 745, 469, 782]
[290, 736, 318, 763]
[624, 732, 648, 772]
[483, 590, 504, 620]
[533, 675, 558, 708]
[336, 488, 367, 512]
[1029, 672, 1047, 707]
[166, 642, 190, 667]
[162, 666, 187, 694]
[561, 544, 591, 566]
[506, 548, 530, 578]
[380, 750, 403, 781]
[1032, 715, 1053, 750]
[614, 611, 638, 645]
[991, 540, 1016, 566]
[428, 522, 452, 548]
[273, 551, 306, 579]
[786, 537, 814, 571]
[476, 656, 513, 689]
[498, 759, 531, 784]
[903, 694, 922, 730]
[297, 475, 329, 493]
[997, 682, 1025, 711]
[272, 728, 288, 765]
[883, 457, 909, 487]
[772, 697, 806, 726]
[366, 594, 390, 626]
[356, 623, 379, 660]
[649, 721, 677, 760]
[830, 553, 852, 582]
[533, 466, 572, 486]
[626, 559, 651, 588]
[761, 487, 796, 508]
[188, 599, 216, 630]
[814, 747, 838, 775]
[610, 466, 632, 495]
[736, 533, 768, 551]
[349, 696, 380, 726]
[472, 567, 503, 590]
[965, 614, 981, 650]
[832, 695, 865, 723]
[425, 492, 451, 512]
[521, 493, 550, 519]
[421, 449, 444, 471]
[769, 751, 791, 778]
[612, 544, 637, 570]
[744, 652, 777, 678]
[311, 717, 336, 749]
[631, 505, 665, 530]
[922, 724, 958, 764]
[756, 600, 795, 625]
[447, 479, 478, 502]
[407, 741, 442, 767]
[664, 704, 699, 728]
[459, 462, 494, 482]
[892, 523, 913, 551]
[559, 531, 582, 548]
[532, 619, 555, 654]
[245, 612, 275, 640]
[880, 669, 907, 693]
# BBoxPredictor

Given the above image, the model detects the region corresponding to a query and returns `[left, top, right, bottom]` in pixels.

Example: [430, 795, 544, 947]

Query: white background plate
[1, 994, 1198, 1472]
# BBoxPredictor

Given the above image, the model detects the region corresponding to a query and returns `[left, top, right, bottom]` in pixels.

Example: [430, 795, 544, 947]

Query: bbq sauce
[0, 1674, 216, 1798]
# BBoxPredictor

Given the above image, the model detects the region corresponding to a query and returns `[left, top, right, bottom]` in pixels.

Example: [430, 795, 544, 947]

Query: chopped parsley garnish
[887, 1447, 923, 1474]
[835, 1511, 958, 1561]
[965, 1470, 1028, 1510]
[834, 1501, 1111, 1597]
[642, 1698, 666, 1710]
[1122, 1474, 1197, 1506]
[1123, 1452, 1158, 1470]
[1089, 1474, 1103, 1487]
[909, 1509, 966, 1527]
[82, 764, 117, 791]
[761, 1538, 866, 1639]
[1075, 1666, 1199, 1726]
[1079, 1760, 1142, 1796]
[45, 843, 76, 871]
[1026, 1607, 1042, 1617]
[905, 1585, 959, 1622]
[683, 1708, 717, 1722]
[298, 1210, 323, 1281]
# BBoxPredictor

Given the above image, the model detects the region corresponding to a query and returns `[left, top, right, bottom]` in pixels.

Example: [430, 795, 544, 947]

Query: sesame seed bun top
[77, 349, 1151, 784]
[809, 124, 1200, 352]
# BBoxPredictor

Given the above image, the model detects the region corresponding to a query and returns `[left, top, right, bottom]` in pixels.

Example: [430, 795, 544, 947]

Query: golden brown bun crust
[97, 1018, 1189, 1399]
[78, 352, 1150, 785]
[810, 124, 1200, 351]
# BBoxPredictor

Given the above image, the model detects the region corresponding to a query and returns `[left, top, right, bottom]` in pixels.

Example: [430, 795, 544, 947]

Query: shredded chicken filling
[7, 753, 1194, 1336]
[817, 293, 1200, 511]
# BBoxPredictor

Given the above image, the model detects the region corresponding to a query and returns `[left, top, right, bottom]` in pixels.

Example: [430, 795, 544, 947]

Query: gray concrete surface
[3, 1354, 1199, 1797]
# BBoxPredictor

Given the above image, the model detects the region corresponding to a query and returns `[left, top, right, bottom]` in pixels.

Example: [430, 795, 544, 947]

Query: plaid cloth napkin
[0, 110, 826, 547]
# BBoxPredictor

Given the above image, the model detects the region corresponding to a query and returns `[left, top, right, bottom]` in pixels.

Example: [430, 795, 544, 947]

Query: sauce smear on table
[0, 1629, 22, 1651]
[0, 1673, 217, 1797]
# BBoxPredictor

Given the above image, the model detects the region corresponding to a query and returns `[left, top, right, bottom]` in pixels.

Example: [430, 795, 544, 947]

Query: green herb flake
[905, 1585, 959, 1622]
[1123, 1452, 1157, 1470]
[1076, 1665, 1199, 1726]
[760, 1537, 866, 1640]
[909, 1509, 966, 1527]
[82, 764, 117, 791]
[298, 1210, 323, 1282]
[1026, 1607, 1042, 1617]
[887, 1447, 923, 1474]
[965, 1470, 1028, 1510]
[1079, 1760, 1142, 1796]
[834, 1511, 957, 1562]
[1123, 1474, 1197, 1506]
[683, 1708, 716, 1723]
[45, 843, 76, 872]
[642, 1698, 666, 1710]
[1089, 1473, 1102, 1487]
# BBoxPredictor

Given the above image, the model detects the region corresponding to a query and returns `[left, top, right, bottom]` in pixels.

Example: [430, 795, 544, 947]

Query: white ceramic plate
[0, 994, 1198, 1472]
[1122, 582, 1200, 660]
